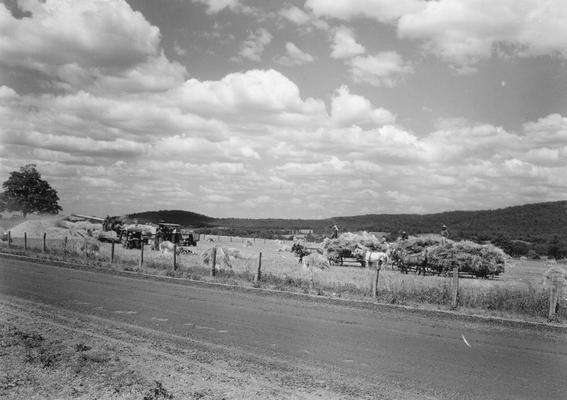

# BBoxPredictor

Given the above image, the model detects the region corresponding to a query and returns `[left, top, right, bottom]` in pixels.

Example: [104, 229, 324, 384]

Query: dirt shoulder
[0, 295, 423, 400]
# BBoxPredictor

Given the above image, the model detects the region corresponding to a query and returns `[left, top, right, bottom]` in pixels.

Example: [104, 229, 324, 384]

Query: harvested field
[1, 229, 566, 322]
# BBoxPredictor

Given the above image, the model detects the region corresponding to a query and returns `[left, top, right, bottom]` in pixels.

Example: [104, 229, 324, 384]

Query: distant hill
[129, 201, 567, 257]
[128, 210, 214, 227]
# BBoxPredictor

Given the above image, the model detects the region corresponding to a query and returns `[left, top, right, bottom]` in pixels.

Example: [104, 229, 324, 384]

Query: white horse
[353, 247, 389, 268]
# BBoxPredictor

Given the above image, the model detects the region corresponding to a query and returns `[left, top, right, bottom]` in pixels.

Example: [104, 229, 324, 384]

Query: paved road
[1, 257, 566, 399]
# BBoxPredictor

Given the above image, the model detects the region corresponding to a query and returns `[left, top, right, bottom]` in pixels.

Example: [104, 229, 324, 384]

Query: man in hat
[331, 224, 339, 239]
[441, 224, 449, 245]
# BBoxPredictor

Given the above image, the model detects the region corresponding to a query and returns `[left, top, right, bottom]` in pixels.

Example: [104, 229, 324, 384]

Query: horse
[292, 242, 323, 263]
[353, 247, 389, 269]
[390, 248, 427, 275]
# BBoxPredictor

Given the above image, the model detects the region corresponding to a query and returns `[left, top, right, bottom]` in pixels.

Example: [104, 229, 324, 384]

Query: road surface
[1, 256, 566, 399]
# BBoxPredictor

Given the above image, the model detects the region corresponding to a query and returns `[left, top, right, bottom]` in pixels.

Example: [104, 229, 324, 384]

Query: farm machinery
[155, 223, 199, 247]
[121, 224, 154, 249]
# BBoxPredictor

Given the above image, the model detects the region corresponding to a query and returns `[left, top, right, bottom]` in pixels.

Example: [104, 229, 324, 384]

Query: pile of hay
[426, 241, 506, 277]
[200, 247, 232, 269]
[323, 231, 388, 254]
[392, 237, 447, 253]
[8, 215, 106, 240]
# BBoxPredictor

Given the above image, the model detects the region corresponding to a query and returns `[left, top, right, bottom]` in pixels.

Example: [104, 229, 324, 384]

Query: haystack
[323, 231, 388, 254]
[200, 247, 232, 269]
[426, 241, 506, 277]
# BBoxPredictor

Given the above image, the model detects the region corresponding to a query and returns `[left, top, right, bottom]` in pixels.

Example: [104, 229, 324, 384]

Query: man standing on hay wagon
[441, 224, 449, 244]
[331, 224, 339, 239]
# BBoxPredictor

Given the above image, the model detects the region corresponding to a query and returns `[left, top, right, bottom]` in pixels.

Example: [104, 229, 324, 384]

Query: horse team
[291, 240, 433, 275]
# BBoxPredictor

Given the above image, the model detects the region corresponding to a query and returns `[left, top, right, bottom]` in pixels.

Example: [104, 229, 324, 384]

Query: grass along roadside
[0, 240, 565, 324]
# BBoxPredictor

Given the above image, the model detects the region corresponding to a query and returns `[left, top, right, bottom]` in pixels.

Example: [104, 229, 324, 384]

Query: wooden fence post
[309, 266, 315, 290]
[43, 232, 47, 253]
[110, 241, 115, 263]
[372, 267, 380, 298]
[84, 237, 88, 260]
[139, 241, 144, 267]
[173, 244, 177, 271]
[7, 231, 10, 248]
[548, 286, 558, 321]
[210, 246, 217, 277]
[254, 252, 262, 283]
[24, 232, 27, 250]
[63, 236, 67, 253]
[451, 266, 459, 309]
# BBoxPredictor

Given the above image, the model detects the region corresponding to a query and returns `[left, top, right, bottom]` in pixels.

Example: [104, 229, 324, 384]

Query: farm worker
[401, 231, 408, 240]
[331, 224, 339, 239]
[441, 224, 449, 244]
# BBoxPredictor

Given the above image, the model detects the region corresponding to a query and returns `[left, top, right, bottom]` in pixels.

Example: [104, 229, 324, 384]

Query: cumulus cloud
[173, 69, 325, 118]
[348, 52, 413, 86]
[306, 0, 424, 23]
[398, 0, 567, 69]
[331, 26, 366, 59]
[274, 42, 315, 66]
[308, 0, 567, 69]
[192, 0, 240, 14]
[237, 28, 272, 62]
[330, 86, 395, 127]
[279, 6, 310, 25]
[1, 0, 565, 217]
[0, 0, 187, 91]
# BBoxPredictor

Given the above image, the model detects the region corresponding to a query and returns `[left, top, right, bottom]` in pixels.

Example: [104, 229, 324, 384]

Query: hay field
[1, 231, 564, 319]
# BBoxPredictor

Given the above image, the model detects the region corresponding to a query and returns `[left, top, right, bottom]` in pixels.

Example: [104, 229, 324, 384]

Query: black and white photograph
[0, 0, 566, 399]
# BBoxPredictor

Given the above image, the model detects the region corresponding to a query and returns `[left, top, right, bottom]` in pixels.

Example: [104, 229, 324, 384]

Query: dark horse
[391, 248, 428, 275]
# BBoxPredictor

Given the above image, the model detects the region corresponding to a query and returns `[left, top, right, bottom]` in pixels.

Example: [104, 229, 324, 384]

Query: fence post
[173, 244, 177, 271]
[139, 241, 144, 267]
[7, 231, 10, 248]
[210, 246, 217, 277]
[254, 252, 262, 283]
[84, 237, 88, 260]
[110, 241, 115, 263]
[43, 232, 47, 253]
[63, 236, 67, 253]
[548, 286, 558, 321]
[451, 266, 459, 309]
[309, 266, 315, 290]
[24, 232, 27, 250]
[372, 267, 380, 298]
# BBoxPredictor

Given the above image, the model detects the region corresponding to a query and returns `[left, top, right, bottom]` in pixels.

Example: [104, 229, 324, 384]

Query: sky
[1, 0, 566, 219]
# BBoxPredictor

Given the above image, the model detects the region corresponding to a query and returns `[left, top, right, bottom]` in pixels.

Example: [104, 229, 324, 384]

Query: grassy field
[1, 232, 565, 322]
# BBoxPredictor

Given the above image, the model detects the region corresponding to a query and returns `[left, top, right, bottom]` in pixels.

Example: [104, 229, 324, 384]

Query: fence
[2, 230, 563, 320]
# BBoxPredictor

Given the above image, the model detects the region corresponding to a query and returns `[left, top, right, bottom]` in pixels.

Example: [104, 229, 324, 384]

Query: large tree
[1, 164, 62, 217]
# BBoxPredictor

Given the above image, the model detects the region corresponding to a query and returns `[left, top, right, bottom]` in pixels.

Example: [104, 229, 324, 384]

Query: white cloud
[398, 0, 567, 68]
[331, 26, 366, 59]
[306, 0, 424, 23]
[274, 42, 315, 66]
[348, 52, 413, 86]
[0, 0, 186, 91]
[192, 0, 240, 14]
[279, 6, 310, 25]
[330, 86, 395, 127]
[174, 69, 325, 118]
[238, 28, 272, 62]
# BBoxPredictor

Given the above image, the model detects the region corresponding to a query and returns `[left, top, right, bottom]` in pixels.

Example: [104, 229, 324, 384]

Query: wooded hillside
[129, 201, 567, 258]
